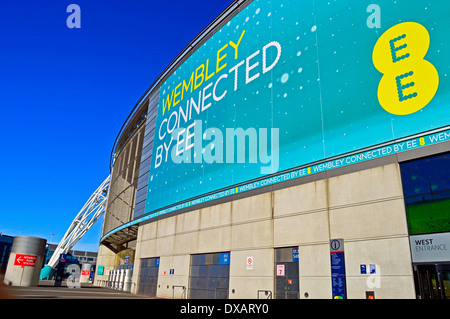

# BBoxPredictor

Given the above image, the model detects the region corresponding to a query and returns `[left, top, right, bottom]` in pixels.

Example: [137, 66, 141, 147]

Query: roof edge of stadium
[110, 0, 247, 172]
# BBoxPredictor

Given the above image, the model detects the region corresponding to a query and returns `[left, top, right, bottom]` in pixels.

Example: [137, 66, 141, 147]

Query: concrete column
[3, 236, 47, 287]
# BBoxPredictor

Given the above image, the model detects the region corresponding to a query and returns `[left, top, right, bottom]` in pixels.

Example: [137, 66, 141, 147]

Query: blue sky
[0, 0, 233, 252]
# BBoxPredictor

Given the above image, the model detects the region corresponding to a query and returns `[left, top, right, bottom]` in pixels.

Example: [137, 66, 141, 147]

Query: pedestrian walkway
[0, 280, 152, 299]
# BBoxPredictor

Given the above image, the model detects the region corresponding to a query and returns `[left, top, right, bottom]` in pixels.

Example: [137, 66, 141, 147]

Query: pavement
[0, 280, 153, 299]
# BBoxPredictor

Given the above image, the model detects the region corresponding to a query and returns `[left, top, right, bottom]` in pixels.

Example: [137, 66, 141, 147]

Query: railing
[405, 189, 450, 204]
[172, 285, 187, 299]
[257, 290, 273, 299]
[284, 291, 299, 299]
[215, 288, 229, 299]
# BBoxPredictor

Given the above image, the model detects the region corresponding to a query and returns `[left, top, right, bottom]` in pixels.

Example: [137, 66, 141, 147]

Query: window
[400, 152, 450, 235]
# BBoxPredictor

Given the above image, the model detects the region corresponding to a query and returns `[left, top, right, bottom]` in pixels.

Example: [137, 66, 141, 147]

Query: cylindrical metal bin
[3, 236, 47, 287]
[112, 269, 118, 289]
[123, 268, 133, 292]
[119, 268, 125, 290]
[80, 263, 92, 284]
[106, 268, 112, 288]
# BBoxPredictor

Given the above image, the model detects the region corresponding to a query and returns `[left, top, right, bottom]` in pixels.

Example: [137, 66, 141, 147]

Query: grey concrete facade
[131, 163, 415, 299]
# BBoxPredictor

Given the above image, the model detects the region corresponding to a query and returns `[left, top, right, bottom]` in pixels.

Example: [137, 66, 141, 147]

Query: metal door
[275, 247, 299, 299]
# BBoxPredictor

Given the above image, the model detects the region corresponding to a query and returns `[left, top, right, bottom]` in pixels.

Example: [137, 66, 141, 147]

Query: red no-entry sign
[14, 254, 37, 268]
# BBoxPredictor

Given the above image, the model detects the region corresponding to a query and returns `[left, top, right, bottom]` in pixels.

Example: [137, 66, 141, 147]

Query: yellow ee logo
[373, 22, 439, 115]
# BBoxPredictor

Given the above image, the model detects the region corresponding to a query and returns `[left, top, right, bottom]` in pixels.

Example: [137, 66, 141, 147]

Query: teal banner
[103, 128, 449, 241]
[145, 0, 450, 215]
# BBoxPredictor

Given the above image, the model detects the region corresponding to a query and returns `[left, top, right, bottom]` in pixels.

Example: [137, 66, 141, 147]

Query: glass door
[437, 264, 450, 299]
[414, 264, 450, 299]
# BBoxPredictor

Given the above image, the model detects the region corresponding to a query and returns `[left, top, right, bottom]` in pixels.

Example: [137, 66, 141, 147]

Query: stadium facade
[94, 0, 450, 299]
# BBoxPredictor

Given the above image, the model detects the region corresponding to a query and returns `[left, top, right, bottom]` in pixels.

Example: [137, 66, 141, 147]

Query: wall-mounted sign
[246, 256, 253, 270]
[292, 247, 299, 262]
[14, 254, 37, 268]
[330, 239, 346, 299]
[220, 252, 230, 265]
[360, 264, 367, 275]
[370, 264, 377, 274]
[276, 264, 285, 276]
[410, 233, 450, 263]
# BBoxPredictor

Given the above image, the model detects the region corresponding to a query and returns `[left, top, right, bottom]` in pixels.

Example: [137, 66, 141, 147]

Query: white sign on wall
[246, 256, 253, 270]
[410, 232, 450, 263]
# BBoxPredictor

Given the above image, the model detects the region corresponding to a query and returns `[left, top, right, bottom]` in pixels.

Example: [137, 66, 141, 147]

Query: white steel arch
[40, 175, 110, 279]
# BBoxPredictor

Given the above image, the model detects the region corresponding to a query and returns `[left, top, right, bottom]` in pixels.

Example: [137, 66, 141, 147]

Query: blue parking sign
[360, 264, 367, 274]
[220, 253, 230, 265]
[292, 248, 299, 262]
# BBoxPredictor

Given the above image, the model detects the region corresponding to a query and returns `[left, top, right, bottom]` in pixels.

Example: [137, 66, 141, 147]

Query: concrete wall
[134, 163, 416, 299]
[94, 244, 117, 287]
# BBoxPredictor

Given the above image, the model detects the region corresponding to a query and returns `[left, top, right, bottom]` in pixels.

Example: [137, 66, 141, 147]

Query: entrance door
[138, 257, 159, 297]
[414, 264, 450, 299]
[275, 247, 299, 299]
[189, 252, 230, 299]
[440, 266, 450, 299]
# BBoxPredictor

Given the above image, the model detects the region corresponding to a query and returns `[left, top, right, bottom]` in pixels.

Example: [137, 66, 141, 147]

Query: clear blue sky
[0, 0, 233, 252]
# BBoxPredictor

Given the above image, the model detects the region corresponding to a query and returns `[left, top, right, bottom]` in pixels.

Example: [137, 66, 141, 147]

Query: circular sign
[330, 239, 341, 251]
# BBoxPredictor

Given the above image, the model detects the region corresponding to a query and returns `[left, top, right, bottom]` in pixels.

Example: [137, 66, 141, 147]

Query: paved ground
[0, 280, 152, 299]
